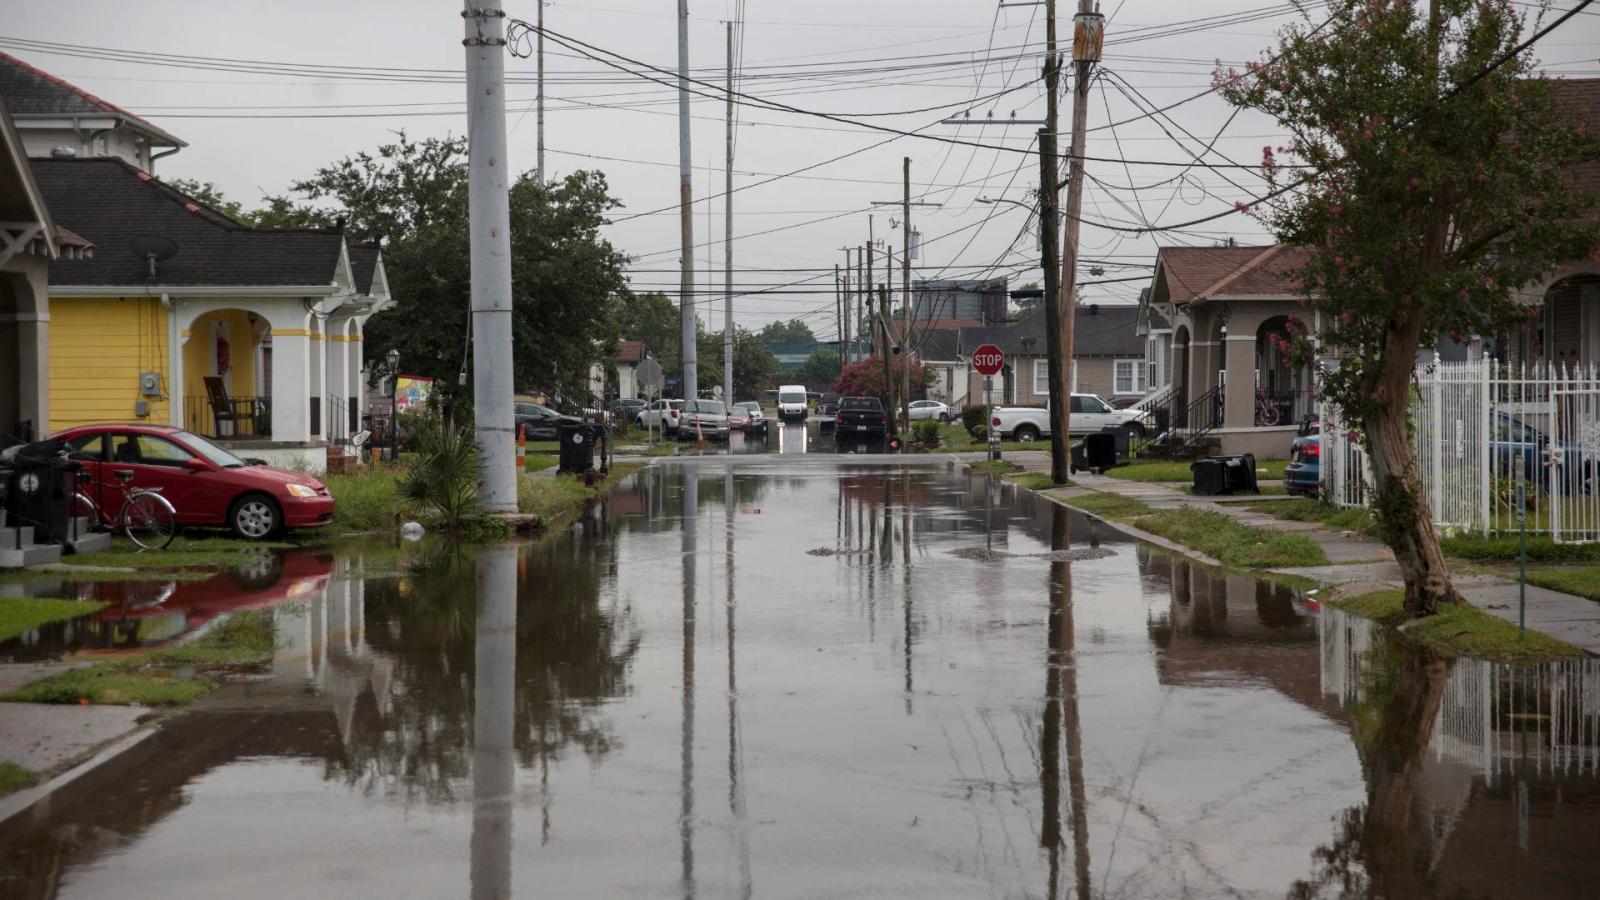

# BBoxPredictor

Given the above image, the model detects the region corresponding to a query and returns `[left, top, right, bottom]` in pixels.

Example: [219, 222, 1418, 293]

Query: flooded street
[2, 457, 1598, 898]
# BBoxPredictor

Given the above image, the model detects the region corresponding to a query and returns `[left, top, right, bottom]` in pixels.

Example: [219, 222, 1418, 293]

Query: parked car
[1489, 412, 1597, 495]
[989, 394, 1152, 443]
[776, 384, 810, 422]
[50, 424, 333, 540]
[639, 398, 685, 434]
[514, 400, 581, 441]
[677, 400, 731, 441]
[1284, 433, 1320, 497]
[835, 396, 889, 439]
[817, 399, 839, 435]
[732, 401, 769, 437]
[609, 398, 647, 422]
[909, 399, 953, 423]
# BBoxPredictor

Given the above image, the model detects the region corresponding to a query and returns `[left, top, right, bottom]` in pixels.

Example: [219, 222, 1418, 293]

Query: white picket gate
[1323, 358, 1600, 543]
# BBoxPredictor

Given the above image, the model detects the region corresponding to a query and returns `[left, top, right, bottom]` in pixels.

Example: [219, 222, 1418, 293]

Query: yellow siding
[183, 309, 260, 406]
[48, 298, 170, 432]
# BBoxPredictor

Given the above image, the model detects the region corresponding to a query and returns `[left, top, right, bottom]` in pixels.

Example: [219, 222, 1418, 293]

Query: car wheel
[1123, 422, 1146, 439]
[228, 493, 281, 541]
[1014, 425, 1039, 443]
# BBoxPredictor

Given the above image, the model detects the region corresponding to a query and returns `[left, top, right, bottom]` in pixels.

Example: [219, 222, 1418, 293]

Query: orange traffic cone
[516, 424, 527, 470]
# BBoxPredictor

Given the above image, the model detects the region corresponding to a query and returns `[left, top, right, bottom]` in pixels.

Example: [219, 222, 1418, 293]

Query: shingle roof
[348, 243, 381, 295]
[916, 328, 960, 362]
[958, 304, 1144, 358]
[0, 51, 184, 148]
[1151, 245, 1308, 304]
[32, 157, 345, 288]
[614, 340, 646, 363]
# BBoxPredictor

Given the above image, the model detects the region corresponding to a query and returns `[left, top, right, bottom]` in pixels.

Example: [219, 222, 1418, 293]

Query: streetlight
[385, 349, 401, 462]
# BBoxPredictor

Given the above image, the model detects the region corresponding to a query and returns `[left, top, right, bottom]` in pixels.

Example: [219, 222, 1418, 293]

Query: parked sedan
[677, 400, 731, 441]
[514, 401, 581, 441]
[732, 401, 769, 437]
[1284, 433, 1320, 497]
[908, 399, 953, 423]
[50, 424, 333, 540]
[1490, 412, 1596, 495]
[609, 398, 648, 422]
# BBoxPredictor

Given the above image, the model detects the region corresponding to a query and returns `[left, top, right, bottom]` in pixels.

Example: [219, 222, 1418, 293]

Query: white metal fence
[1322, 359, 1600, 542]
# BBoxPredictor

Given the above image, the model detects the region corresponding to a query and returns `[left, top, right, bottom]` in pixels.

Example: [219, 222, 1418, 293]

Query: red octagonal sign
[971, 343, 1005, 376]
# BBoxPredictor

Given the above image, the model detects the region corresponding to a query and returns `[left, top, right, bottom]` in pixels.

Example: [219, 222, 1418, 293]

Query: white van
[776, 384, 809, 422]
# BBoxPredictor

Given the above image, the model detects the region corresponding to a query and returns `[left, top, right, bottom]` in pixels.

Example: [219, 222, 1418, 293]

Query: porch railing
[184, 395, 271, 439]
[325, 394, 360, 445]
[1254, 389, 1316, 428]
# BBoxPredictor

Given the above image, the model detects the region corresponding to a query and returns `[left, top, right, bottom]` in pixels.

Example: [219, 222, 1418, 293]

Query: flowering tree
[1219, 0, 1598, 616]
[832, 357, 927, 400]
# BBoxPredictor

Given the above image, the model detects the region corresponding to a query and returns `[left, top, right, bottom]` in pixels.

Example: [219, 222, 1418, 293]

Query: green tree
[696, 325, 778, 400]
[254, 133, 631, 404]
[613, 291, 681, 377]
[791, 347, 842, 389]
[757, 318, 816, 348]
[1220, 0, 1598, 616]
[1011, 280, 1043, 317]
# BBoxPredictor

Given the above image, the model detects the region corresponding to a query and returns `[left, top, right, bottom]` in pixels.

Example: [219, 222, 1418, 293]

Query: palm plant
[400, 414, 481, 531]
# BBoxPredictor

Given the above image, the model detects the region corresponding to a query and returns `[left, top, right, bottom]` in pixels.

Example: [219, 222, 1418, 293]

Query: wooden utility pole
[878, 286, 898, 440]
[839, 247, 854, 363]
[676, 0, 697, 401]
[723, 21, 735, 403]
[1057, 0, 1104, 478]
[1040, 0, 1070, 484]
[855, 245, 865, 365]
[900, 156, 913, 431]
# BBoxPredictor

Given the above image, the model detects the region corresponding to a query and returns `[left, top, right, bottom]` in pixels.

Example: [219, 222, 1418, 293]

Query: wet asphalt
[1, 449, 1597, 899]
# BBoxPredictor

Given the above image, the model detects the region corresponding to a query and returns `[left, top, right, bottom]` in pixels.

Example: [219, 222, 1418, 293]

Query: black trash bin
[3, 440, 78, 545]
[1191, 454, 1260, 496]
[1069, 432, 1120, 473]
[1099, 425, 1131, 462]
[1190, 457, 1226, 495]
[1223, 453, 1259, 494]
[557, 421, 600, 474]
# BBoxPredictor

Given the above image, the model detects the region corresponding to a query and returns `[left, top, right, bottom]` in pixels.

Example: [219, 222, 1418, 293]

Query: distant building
[912, 278, 1007, 327]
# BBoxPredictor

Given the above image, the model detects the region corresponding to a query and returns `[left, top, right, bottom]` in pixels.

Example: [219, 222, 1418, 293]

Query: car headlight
[286, 483, 318, 498]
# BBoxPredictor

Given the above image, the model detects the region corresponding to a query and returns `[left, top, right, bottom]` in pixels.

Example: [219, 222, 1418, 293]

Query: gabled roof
[348, 243, 383, 296]
[32, 157, 346, 289]
[614, 340, 646, 363]
[0, 51, 185, 149]
[1150, 244, 1308, 305]
[0, 93, 56, 259]
[958, 304, 1144, 358]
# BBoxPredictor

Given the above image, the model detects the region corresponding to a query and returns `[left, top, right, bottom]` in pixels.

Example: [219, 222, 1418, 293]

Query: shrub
[960, 405, 987, 436]
[400, 414, 482, 532]
[911, 419, 941, 449]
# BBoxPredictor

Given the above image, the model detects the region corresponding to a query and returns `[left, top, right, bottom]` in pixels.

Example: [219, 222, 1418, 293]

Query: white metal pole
[463, 0, 517, 513]
[723, 21, 735, 405]
[677, 0, 698, 402]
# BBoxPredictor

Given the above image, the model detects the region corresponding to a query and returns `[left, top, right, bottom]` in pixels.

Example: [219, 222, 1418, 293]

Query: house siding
[48, 296, 170, 431]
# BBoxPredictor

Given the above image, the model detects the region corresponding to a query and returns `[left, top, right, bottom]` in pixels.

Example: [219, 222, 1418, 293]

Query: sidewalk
[984, 454, 1600, 656]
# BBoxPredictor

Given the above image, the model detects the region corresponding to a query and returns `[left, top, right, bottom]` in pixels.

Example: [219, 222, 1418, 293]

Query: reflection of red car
[50, 424, 334, 539]
[76, 549, 335, 654]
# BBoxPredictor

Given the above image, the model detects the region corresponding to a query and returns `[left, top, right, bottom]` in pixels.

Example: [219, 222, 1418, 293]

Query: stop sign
[971, 343, 1005, 376]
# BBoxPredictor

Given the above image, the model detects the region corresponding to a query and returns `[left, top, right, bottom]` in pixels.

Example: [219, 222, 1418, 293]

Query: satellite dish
[129, 235, 179, 278]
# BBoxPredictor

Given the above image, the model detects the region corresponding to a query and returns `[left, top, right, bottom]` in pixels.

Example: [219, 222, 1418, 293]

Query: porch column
[1186, 309, 1217, 402]
[308, 320, 325, 440]
[325, 318, 348, 437]
[169, 298, 185, 428]
[346, 323, 363, 438]
[1222, 334, 1257, 430]
[270, 326, 312, 442]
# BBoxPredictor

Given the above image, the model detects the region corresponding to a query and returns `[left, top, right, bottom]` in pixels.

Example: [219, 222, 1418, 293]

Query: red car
[50, 424, 334, 540]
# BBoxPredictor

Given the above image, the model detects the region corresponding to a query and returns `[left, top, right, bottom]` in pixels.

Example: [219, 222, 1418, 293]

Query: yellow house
[31, 157, 391, 472]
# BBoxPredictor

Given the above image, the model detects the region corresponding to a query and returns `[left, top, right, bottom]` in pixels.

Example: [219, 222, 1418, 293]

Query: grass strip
[1008, 472, 1068, 491]
[1441, 532, 1600, 564]
[969, 459, 1021, 475]
[70, 536, 293, 572]
[0, 762, 38, 796]
[1131, 508, 1329, 569]
[1059, 492, 1155, 519]
[1105, 458, 1290, 483]
[1245, 498, 1377, 532]
[1329, 588, 1587, 664]
[525, 454, 558, 473]
[324, 465, 405, 531]
[146, 610, 277, 666]
[1521, 565, 1600, 602]
[517, 463, 647, 529]
[0, 598, 105, 642]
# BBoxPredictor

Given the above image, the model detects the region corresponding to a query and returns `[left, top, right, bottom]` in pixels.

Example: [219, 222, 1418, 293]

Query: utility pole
[462, 0, 516, 513]
[834, 264, 843, 362]
[723, 21, 735, 404]
[1040, 0, 1069, 484]
[901, 156, 913, 431]
[838, 247, 853, 363]
[677, 0, 698, 401]
[535, 0, 545, 180]
[878, 285, 898, 441]
[855, 246, 865, 366]
[1057, 0, 1104, 477]
[865, 229, 874, 359]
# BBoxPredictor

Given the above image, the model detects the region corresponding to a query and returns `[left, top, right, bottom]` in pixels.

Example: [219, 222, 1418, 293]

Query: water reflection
[1, 462, 1597, 899]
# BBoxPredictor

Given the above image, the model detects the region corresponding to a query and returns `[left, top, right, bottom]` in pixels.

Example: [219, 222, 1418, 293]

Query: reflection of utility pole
[901, 468, 914, 716]
[680, 471, 698, 899]
[725, 462, 752, 897]
[470, 546, 518, 900]
[1041, 506, 1090, 900]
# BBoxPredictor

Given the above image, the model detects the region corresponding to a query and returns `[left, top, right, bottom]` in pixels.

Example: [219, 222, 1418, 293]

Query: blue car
[1490, 412, 1596, 496]
[1284, 432, 1320, 497]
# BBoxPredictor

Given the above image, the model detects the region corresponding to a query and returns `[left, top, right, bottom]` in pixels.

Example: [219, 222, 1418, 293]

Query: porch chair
[203, 376, 255, 437]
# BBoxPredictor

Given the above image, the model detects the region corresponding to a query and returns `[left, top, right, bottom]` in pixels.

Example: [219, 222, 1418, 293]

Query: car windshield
[176, 431, 247, 468]
[687, 401, 726, 415]
[779, 391, 806, 404]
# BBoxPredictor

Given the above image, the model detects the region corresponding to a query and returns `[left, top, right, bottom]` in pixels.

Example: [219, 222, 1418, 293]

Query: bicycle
[1254, 388, 1282, 427]
[72, 470, 178, 551]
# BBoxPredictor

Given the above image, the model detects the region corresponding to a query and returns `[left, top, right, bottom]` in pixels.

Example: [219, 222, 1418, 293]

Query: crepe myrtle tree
[1219, 0, 1598, 617]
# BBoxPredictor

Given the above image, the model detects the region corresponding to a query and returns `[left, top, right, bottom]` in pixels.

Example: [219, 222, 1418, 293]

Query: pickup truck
[989, 394, 1152, 443]
[834, 396, 889, 439]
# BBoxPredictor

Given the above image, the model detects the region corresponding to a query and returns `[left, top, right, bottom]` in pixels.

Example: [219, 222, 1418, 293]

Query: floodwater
[2, 457, 1597, 899]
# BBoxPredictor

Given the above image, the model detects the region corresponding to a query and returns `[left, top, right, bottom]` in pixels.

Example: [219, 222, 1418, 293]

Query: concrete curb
[0, 722, 157, 828]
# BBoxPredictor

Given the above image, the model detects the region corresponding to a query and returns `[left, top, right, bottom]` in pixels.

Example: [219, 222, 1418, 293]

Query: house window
[1033, 358, 1050, 395]
[1114, 359, 1147, 395]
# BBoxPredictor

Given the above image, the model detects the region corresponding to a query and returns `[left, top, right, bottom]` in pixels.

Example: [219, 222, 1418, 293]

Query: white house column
[270, 318, 312, 442]
[325, 317, 348, 438]
[347, 320, 364, 434]
[1222, 334, 1258, 430]
[168, 296, 185, 427]
[308, 317, 325, 439]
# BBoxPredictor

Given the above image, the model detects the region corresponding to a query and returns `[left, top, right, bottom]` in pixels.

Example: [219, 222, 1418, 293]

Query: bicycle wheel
[122, 492, 177, 551]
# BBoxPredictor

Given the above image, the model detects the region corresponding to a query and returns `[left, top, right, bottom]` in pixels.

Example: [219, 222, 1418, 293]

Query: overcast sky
[6, 1, 1597, 339]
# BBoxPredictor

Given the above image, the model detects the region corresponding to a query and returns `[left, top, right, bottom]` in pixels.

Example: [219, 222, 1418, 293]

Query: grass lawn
[1181, 484, 1288, 496]
[969, 459, 1021, 475]
[1522, 565, 1600, 602]
[324, 465, 404, 531]
[0, 762, 38, 796]
[1105, 457, 1290, 483]
[1008, 472, 1068, 491]
[525, 454, 558, 473]
[1440, 532, 1600, 564]
[145, 610, 277, 666]
[70, 536, 291, 571]
[517, 463, 646, 529]
[1332, 588, 1586, 664]
[1058, 491, 1327, 568]
[927, 423, 1024, 452]
[1245, 498, 1377, 532]
[1059, 492, 1155, 519]
[0, 598, 105, 642]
